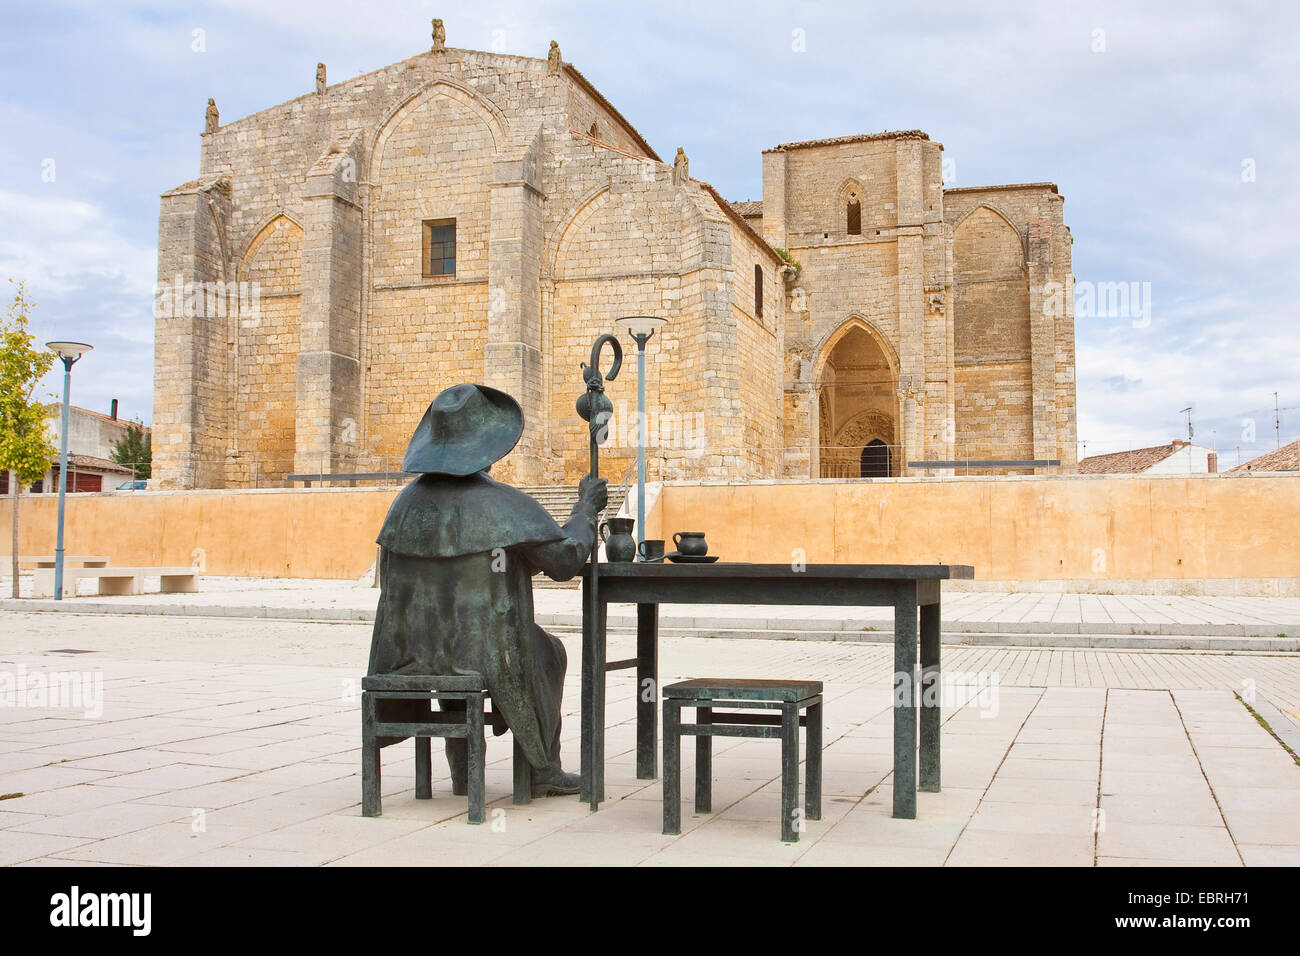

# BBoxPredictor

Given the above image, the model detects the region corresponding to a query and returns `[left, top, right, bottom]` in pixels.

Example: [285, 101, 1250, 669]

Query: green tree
[110, 421, 151, 480]
[0, 281, 56, 598]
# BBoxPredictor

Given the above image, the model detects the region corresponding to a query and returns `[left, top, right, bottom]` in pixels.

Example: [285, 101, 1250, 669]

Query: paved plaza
[3, 609, 1299, 866]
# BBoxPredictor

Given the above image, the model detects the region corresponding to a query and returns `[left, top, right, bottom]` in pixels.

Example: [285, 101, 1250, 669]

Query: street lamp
[614, 315, 667, 559]
[45, 341, 93, 601]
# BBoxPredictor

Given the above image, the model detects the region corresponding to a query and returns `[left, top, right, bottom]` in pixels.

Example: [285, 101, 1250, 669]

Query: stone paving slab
[3, 611, 1300, 866]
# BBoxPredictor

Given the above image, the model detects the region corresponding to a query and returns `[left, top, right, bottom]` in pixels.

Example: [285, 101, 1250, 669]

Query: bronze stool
[361, 674, 531, 823]
[663, 678, 823, 843]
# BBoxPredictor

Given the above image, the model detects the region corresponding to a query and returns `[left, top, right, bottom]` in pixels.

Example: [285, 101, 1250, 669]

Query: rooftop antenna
[1275, 392, 1282, 449]
[1180, 406, 1193, 442]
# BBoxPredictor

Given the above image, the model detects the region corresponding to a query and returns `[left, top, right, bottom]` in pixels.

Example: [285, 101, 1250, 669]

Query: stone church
[152, 26, 1077, 490]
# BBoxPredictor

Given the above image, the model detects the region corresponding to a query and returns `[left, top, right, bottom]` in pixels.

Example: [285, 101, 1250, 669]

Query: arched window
[847, 197, 862, 236]
[754, 264, 763, 318]
[588, 121, 598, 138]
[860, 439, 890, 478]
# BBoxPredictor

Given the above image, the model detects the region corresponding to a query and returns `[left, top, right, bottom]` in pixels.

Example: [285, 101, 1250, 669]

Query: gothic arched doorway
[815, 319, 900, 477]
[860, 439, 890, 478]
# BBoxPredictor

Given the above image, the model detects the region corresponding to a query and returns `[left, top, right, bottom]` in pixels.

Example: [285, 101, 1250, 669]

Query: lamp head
[615, 315, 667, 346]
[46, 341, 93, 364]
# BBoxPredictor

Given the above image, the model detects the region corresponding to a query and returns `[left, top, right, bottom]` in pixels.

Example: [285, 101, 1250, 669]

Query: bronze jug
[601, 517, 637, 562]
[672, 531, 709, 557]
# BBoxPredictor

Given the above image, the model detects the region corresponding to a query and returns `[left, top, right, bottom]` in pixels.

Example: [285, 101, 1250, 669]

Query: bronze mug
[638, 539, 665, 562]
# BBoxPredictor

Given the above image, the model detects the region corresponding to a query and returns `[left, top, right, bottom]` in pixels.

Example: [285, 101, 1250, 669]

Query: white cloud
[0, 187, 157, 421]
[0, 189, 155, 302]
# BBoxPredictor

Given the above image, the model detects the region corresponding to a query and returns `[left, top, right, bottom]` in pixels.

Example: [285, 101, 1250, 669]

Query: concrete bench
[15, 555, 110, 569]
[31, 567, 199, 599]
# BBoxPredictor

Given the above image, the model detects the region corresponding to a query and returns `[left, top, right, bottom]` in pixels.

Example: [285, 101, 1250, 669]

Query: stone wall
[944, 184, 1076, 471]
[232, 215, 301, 484]
[539, 138, 784, 483]
[727, 217, 784, 478]
[949, 204, 1032, 470]
[366, 84, 497, 464]
[154, 176, 232, 490]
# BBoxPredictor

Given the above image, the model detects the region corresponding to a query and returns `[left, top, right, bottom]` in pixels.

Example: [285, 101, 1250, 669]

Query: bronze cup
[638, 538, 666, 562]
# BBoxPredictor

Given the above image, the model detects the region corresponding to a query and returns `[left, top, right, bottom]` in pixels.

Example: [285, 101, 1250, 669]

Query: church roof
[697, 184, 782, 265]
[563, 132, 781, 265]
[945, 182, 1060, 195]
[197, 47, 662, 163]
[764, 130, 930, 153]
[729, 200, 763, 218]
[562, 64, 661, 162]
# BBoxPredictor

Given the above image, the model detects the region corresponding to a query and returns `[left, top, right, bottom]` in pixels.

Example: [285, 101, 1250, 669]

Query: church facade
[152, 31, 1076, 490]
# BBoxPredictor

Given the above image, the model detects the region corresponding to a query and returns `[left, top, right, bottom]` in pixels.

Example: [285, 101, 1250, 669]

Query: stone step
[540, 622, 1300, 652]
[520, 483, 631, 588]
[7, 599, 1296, 651]
[535, 610, 1300, 640]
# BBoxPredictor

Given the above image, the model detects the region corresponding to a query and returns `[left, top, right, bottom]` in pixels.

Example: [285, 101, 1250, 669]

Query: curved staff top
[575, 333, 622, 479]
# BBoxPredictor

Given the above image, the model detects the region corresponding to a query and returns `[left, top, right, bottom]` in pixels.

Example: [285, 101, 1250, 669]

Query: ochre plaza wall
[2, 474, 1296, 583]
[650, 475, 1300, 583]
[1, 487, 400, 579]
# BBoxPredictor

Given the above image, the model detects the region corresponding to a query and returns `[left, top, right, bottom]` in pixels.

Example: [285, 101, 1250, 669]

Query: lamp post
[614, 315, 667, 559]
[45, 341, 93, 601]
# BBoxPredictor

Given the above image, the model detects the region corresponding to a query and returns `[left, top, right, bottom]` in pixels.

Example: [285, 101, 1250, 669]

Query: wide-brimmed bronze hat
[402, 384, 524, 476]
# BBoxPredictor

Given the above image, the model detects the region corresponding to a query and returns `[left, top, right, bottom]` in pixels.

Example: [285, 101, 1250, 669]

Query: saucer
[665, 553, 719, 564]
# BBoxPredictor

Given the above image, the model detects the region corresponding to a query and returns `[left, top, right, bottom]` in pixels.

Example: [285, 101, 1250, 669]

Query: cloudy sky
[1, 0, 1295, 463]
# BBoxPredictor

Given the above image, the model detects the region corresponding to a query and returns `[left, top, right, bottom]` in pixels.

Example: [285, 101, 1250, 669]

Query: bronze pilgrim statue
[366, 384, 606, 796]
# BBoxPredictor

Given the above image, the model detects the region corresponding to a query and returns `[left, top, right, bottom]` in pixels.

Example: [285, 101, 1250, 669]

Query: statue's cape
[377, 472, 565, 559]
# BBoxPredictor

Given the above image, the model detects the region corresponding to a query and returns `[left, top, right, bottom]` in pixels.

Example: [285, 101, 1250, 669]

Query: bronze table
[579, 562, 974, 818]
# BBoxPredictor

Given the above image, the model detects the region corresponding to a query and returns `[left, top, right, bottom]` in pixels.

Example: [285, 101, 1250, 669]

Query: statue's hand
[578, 475, 608, 514]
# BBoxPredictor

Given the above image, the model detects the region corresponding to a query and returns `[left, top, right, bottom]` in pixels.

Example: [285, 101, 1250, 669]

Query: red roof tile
[1077, 444, 1181, 474]
[57, 454, 135, 474]
[1229, 440, 1299, 473]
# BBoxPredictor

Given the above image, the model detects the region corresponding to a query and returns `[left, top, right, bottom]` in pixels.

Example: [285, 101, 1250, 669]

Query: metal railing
[87, 433, 1299, 489]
